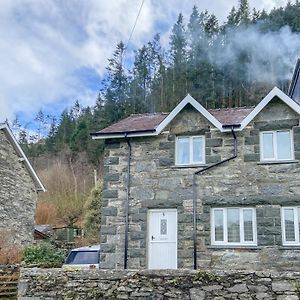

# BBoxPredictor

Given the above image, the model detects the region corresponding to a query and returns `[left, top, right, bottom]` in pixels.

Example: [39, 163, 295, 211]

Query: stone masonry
[18, 268, 300, 300]
[0, 130, 37, 245]
[100, 98, 300, 270]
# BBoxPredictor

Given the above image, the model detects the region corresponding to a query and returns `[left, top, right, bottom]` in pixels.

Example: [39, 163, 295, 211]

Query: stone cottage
[0, 123, 45, 246]
[92, 60, 300, 271]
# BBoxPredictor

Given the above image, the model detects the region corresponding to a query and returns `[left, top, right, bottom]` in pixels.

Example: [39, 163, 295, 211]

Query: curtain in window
[177, 137, 189, 164]
[243, 209, 253, 242]
[227, 208, 240, 243]
[284, 208, 295, 242]
[214, 209, 224, 241]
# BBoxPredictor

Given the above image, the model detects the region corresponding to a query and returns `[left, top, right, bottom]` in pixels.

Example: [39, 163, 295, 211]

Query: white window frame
[211, 207, 257, 246]
[281, 207, 300, 246]
[260, 130, 294, 162]
[175, 135, 205, 165]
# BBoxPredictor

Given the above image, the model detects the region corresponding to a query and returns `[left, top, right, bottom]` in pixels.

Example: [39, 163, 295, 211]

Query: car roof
[70, 245, 100, 251]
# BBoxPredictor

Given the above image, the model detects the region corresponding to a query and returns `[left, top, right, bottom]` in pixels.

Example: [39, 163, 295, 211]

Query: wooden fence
[0, 271, 19, 299]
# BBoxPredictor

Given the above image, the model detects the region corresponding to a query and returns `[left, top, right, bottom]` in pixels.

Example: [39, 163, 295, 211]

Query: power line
[124, 0, 145, 51]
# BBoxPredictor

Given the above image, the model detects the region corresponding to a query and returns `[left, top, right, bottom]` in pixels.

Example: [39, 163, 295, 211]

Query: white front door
[148, 209, 177, 269]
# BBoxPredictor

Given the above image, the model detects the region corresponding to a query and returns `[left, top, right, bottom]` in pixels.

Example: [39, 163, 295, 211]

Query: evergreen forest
[13, 0, 300, 233]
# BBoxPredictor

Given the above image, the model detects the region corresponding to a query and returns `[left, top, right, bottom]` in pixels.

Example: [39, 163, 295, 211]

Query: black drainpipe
[124, 133, 131, 269]
[192, 125, 239, 270]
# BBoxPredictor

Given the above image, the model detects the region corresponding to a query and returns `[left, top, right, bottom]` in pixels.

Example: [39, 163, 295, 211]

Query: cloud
[0, 0, 289, 124]
[0, 0, 155, 123]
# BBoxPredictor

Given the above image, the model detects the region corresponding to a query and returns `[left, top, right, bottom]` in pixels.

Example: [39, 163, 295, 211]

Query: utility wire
[124, 0, 145, 52]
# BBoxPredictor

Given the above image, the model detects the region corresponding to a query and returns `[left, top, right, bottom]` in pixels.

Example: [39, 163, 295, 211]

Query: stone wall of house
[101, 99, 300, 270]
[0, 130, 37, 246]
[18, 268, 300, 299]
[197, 98, 300, 270]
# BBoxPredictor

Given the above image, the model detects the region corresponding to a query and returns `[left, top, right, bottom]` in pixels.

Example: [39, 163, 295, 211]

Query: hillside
[14, 0, 300, 233]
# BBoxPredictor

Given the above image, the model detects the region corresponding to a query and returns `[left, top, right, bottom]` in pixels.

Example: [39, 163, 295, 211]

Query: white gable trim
[240, 87, 300, 130]
[92, 94, 224, 140]
[0, 123, 46, 192]
[155, 94, 223, 133]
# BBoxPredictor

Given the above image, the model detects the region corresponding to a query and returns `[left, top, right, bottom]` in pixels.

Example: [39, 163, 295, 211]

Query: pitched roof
[240, 87, 300, 130]
[289, 57, 300, 105]
[208, 107, 254, 126]
[99, 113, 168, 134]
[0, 123, 45, 192]
[92, 96, 253, 139]
[91, 87, 300, 140]
[94, 107, 253, 136]
[92, 94, 223, 139]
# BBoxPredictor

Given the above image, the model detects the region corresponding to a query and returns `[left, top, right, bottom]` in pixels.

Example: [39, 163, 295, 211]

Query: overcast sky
[0, 0, 288, 126]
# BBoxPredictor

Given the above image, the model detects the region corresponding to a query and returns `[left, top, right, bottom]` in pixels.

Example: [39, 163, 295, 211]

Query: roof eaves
[0, 123, 46, 192]
[91, 129, 157, 140]
[240, 87, 300, 130]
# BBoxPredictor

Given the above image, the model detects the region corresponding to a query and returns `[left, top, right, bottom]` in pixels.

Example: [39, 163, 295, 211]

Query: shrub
[0, 230, 23, 264]
[0, 247, 23, 265]
[82, 182, 102, 243]
[23, 242, 65, 268]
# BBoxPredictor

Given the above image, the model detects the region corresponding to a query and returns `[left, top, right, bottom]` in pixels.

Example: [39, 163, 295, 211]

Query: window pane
[214, 209, 224, 241]
[262, 132, 274, 159]
[193, 137, 203, 163]
[177, 138, 189, 164]
[284, 209, 295, 242]
[243, 209, 253, 242]
[160, 219, 167, 235]
[277, 131, 292, 160]
[227, 208, 240, 243]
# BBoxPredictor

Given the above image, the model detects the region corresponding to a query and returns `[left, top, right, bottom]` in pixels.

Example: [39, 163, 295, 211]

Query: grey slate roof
[93, 107, 253, 135]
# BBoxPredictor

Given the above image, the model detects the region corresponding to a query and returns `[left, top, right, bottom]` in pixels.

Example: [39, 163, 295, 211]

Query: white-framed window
[282, 207, 300, 245]
[211, 207, 257, 246]
[175, 136, 205, 165]
[260, 130, 293, 161]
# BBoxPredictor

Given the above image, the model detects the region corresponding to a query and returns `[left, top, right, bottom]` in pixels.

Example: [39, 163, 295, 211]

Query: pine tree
[237, 0, 251, 25]
[227, 7, 239, 27]
[170, 13, 188, 104]
[102, 41, 129, 123]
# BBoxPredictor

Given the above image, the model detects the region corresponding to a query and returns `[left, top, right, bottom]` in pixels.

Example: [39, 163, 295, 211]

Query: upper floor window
[260, 130, 293, 161]
[282, 207, 300, 245]
[175, 136, 205, 165]
[211, 207, 257, 246]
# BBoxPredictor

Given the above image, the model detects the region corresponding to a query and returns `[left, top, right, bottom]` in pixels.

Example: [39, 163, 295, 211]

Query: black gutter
[192, 125, 239, 270]
[90, 129, 156, 137]
[124, 134, 131, 269]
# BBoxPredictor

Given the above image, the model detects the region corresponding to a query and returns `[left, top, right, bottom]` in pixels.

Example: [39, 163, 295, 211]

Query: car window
[65, 250, 99, 264]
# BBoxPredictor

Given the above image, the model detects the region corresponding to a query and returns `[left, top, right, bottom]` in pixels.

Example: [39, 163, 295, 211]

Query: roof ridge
[209, 106, 254, 111]
[129, 112, 169, 117]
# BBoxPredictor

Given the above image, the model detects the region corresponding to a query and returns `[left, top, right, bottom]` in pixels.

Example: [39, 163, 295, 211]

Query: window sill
[257, 160, 298, 165]
[208, 245, 260, 250]
[171, 164, 208, 169]
[279, 246, 300, 250]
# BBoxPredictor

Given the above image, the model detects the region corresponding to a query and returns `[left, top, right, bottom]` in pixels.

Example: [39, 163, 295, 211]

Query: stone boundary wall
[18, 268, 300, 299]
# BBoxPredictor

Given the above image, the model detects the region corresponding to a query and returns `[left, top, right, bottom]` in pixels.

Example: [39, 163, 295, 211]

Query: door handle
[151, 235, 155, 240]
